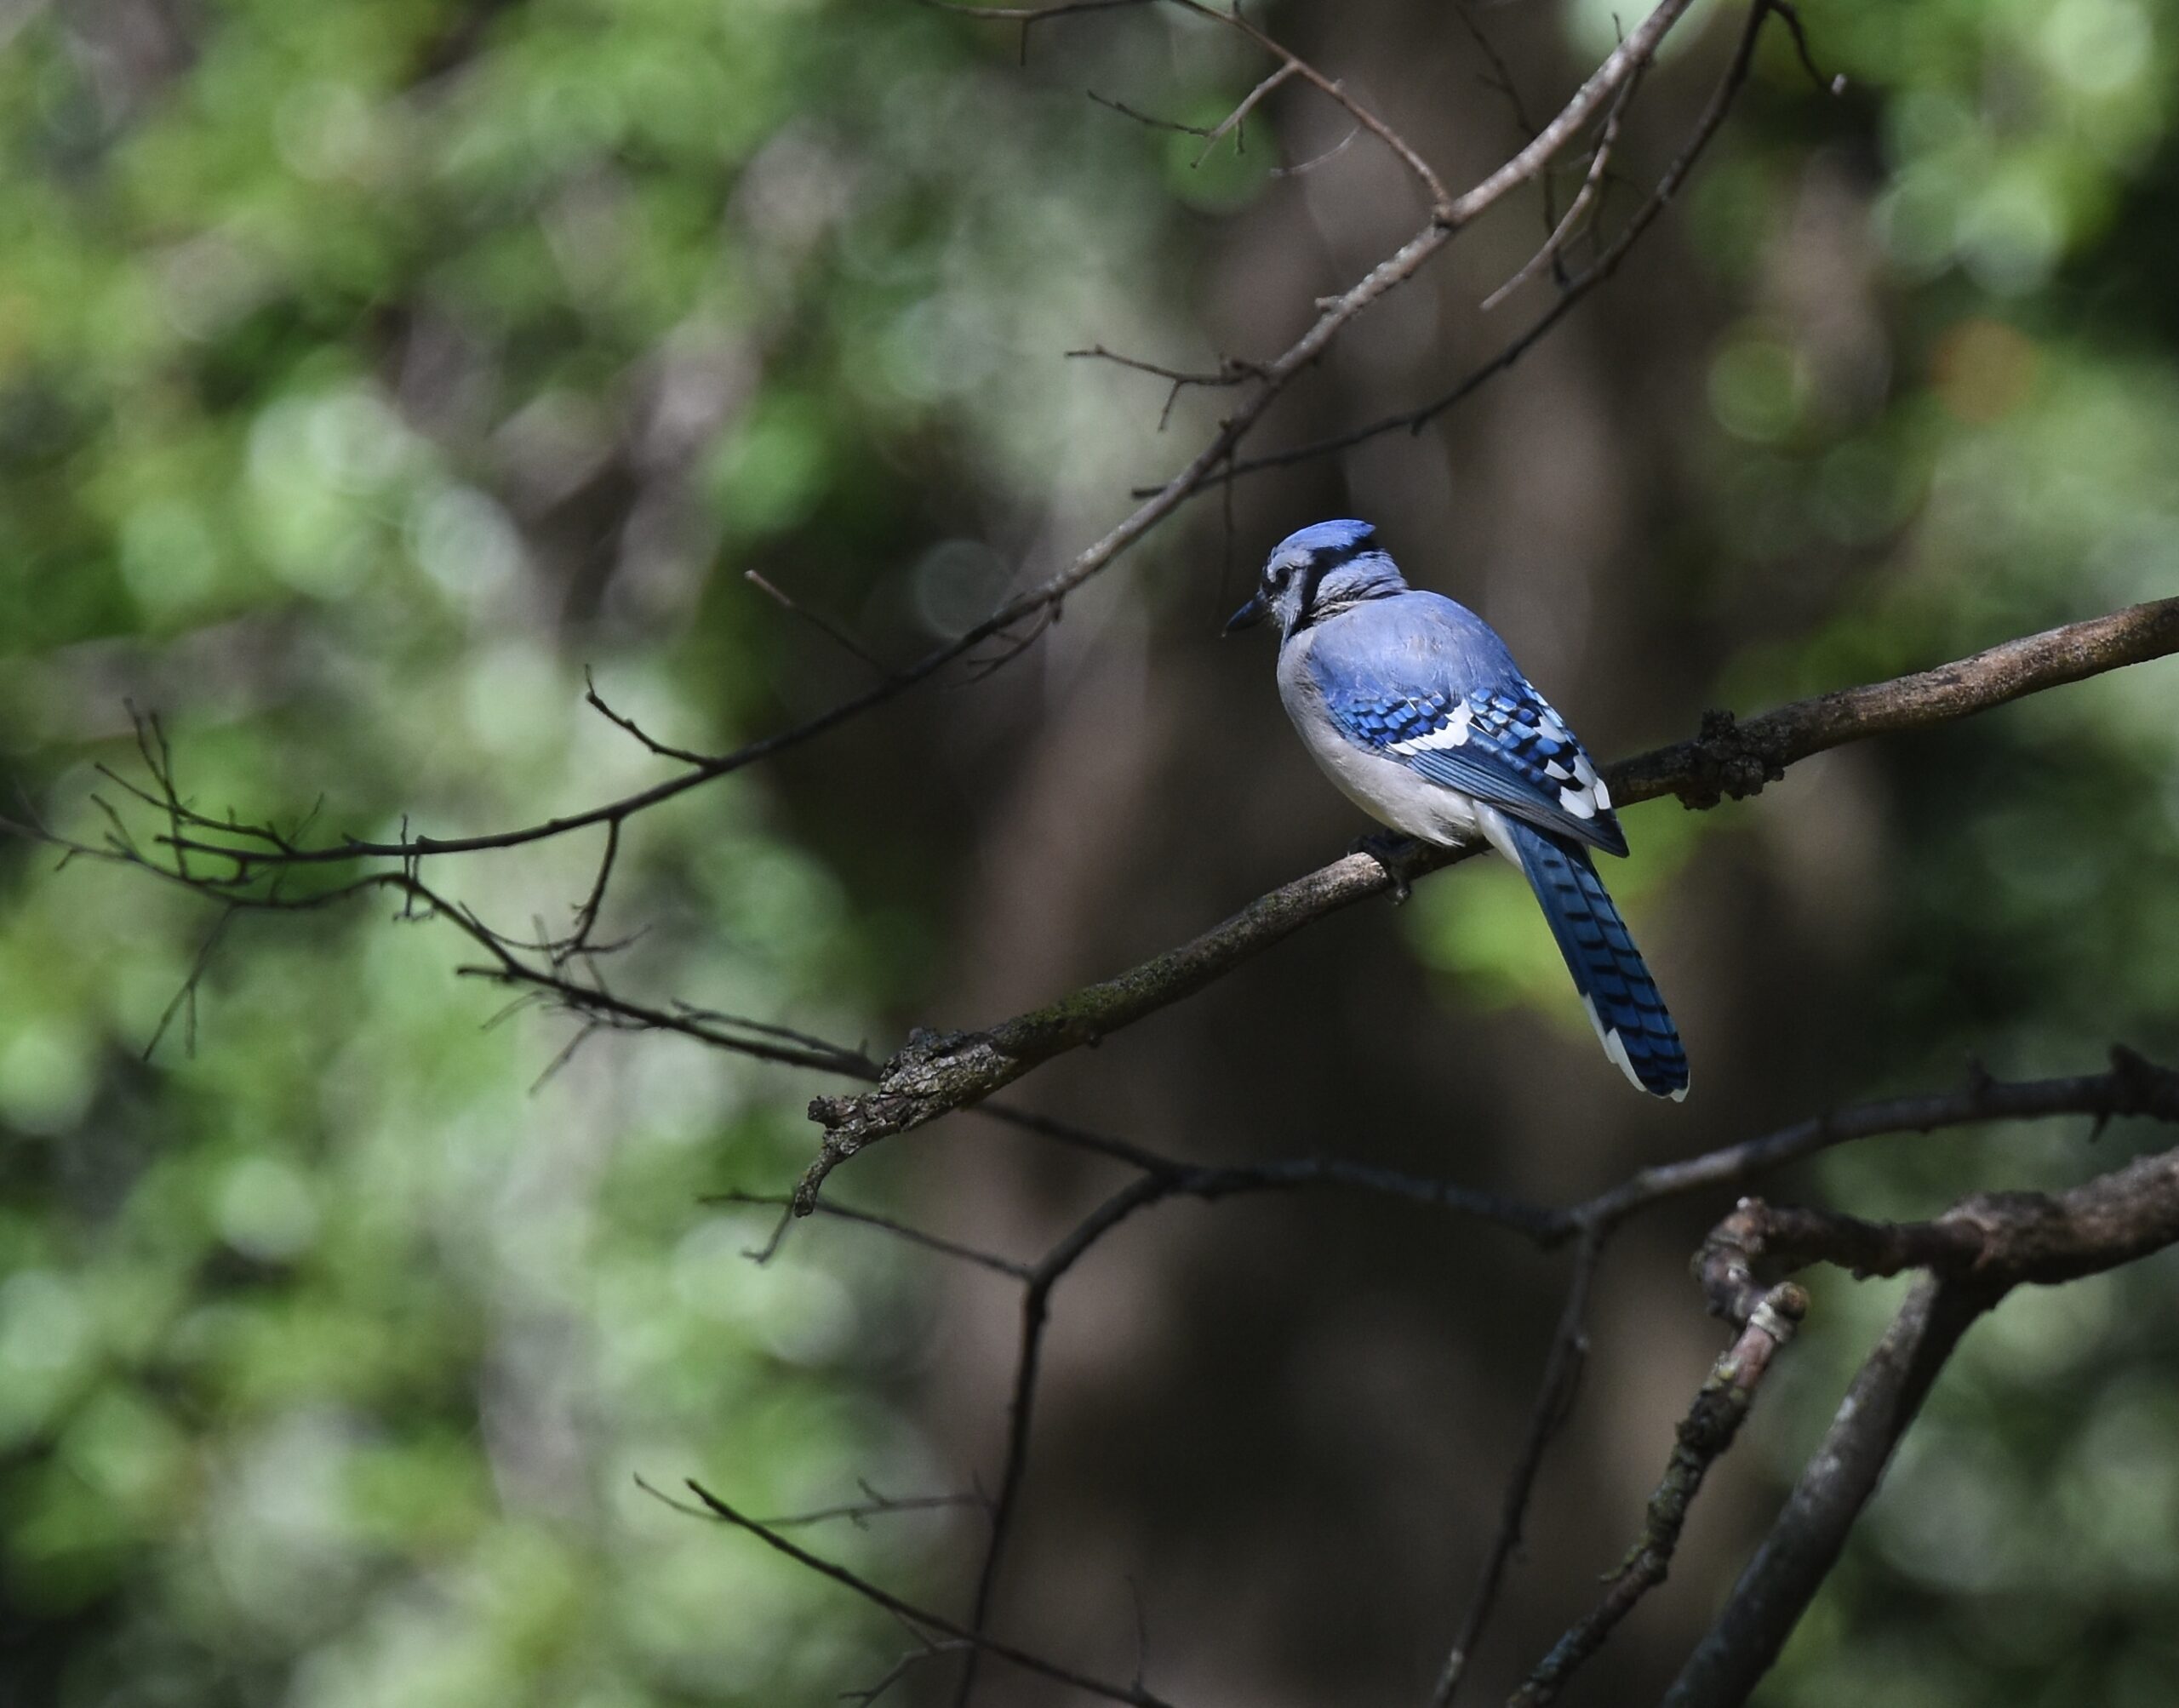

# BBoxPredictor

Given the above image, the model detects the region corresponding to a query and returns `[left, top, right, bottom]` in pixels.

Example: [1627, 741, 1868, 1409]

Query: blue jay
[1225, 519, 1688, 1100]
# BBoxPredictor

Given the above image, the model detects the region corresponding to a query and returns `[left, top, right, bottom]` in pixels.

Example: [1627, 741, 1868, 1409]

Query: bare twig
[582, 669, 714, 767]
[706, 1189, 1036, 1280]
[1085, 89, 1219, 138]
[1178, 0, 1778, 494]
[1510, 1282, 1809, 1707]
[655, 1478, 1186, 1708]
[750, 1482, 987, 1533]
[744, 569, 894, 676]
[1479, 69, 1640, 312]
[562, 819, 620, 961]
[1066, 343, 1262, 431]
[145, 901, 239, 1060]
[1770, 0, 1844, 96]
[1269, 124, 1359, 177]
[1432, 1230, 1604, 1705]
[1188, 60, 1295, 167]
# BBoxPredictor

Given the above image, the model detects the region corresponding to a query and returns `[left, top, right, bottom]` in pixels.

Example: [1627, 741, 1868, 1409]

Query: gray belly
[1273, 630, 1523, 865]
[1285, 700, 1523, 868]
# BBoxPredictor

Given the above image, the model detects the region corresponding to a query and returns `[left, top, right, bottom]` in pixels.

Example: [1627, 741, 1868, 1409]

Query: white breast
[1277, 629, 1507, 857]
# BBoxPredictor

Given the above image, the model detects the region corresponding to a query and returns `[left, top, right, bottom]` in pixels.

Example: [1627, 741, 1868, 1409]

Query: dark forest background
[2, 0, 2176, 1703]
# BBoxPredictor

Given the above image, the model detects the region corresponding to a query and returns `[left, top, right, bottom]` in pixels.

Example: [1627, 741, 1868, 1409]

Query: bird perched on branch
[1224, 518, 1688, 1100]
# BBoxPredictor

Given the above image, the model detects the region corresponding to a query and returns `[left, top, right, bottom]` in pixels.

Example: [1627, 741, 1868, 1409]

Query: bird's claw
[1350, 831, 1415, 905]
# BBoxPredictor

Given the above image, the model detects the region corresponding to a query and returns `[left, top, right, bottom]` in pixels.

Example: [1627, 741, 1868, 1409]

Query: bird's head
[1223, 518, 1408, 640]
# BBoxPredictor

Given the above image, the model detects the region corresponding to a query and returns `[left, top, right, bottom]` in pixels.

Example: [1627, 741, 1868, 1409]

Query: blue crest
[1270, 518, 1376, 564]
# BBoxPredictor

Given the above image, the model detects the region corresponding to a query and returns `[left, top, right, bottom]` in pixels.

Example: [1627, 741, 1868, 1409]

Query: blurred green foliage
[2, 0, 2177, 1703]
[1688, 1, 2179, 1700]
[0, 0, 1218, 1699]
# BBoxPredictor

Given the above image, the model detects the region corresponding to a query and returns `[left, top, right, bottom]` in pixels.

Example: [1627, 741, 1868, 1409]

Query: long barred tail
[1503, 817, 1689, 1100]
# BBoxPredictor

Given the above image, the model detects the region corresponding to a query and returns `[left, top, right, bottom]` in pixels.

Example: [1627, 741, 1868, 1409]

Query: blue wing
[1307, 595, 1627, 857]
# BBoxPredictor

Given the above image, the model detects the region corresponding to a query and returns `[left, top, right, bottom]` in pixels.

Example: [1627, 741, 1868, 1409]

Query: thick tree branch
[1657, 1277, 1981, 1708]
[1613, 595, 2179, 809]
[1700, 1132, 2179, 1302]
[1664, 1126, 2179, 1706]
[798, 600, 2179, 1209]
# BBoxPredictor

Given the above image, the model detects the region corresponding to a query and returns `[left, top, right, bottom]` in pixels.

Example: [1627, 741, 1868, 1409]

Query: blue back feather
[1305, 593, 1628, 856]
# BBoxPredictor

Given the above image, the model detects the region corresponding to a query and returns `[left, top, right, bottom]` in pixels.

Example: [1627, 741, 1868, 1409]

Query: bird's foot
[1350, 831, 1418, 905]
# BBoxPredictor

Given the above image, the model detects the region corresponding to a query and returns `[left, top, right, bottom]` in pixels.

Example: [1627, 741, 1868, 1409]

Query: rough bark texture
[1658, 1278, 1984, 1708]
[1665, 1117, 2179, 1706]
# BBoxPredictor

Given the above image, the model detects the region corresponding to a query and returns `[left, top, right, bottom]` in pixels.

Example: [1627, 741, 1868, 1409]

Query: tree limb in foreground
[1662, 1129, 2179, 1708]
[672, 1062, 2179, 1708]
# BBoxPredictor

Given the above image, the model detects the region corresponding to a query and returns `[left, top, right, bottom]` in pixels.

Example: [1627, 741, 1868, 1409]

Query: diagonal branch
[661, 1478, 1186, 1708]
[1183, 0, 1786, 494]
[1659, 1276, 1984, 1708]
[1507, 1281, 1807, 1707]
[1479, 66, 1640, 314]
[1431, 1231, 1604, 1706]
[796, 599, 2179, 1210]
[1499, 1107, 2179, 1705]
[1575, 1043, 2179, 1231]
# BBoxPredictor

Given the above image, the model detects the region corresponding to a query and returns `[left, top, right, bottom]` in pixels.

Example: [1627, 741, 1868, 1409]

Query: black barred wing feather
[1322, 679, 1627, 858]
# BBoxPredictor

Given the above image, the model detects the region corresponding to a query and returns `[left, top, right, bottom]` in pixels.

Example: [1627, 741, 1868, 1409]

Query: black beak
[1221, 592, 1269, 637]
